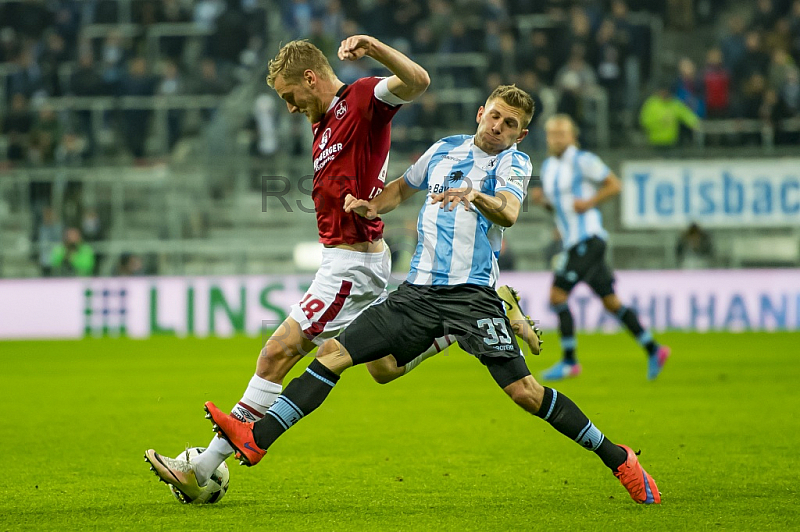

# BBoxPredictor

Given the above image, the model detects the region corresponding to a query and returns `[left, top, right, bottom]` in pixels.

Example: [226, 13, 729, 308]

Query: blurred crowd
[642, 0, 800, 148]
[1, 0, 267, 167]
[248, 0, 800, 158]
[687, 1, 800, 125]
[0, 0, 269, 277]
[35, 203, 148, 276]
[267, 0, 666, 153]
[5, 0, 800, 172]
[4, 0, 800, 277]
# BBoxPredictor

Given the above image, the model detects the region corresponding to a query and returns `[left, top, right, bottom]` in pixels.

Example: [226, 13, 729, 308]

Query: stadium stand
[1, 0, 799, 278]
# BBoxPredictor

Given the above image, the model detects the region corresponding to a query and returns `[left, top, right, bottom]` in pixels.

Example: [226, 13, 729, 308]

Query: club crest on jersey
[335, 100, 348, 119]
[448, 170, 464, 182]
[478, 157, 498, 171]
[319, 128, 332, 150]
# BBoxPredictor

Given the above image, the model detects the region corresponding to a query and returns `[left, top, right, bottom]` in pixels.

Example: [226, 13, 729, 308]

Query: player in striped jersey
[145, 39, 538, 503]
[205, 86, 662, 505]
[532, 115, 670, 381]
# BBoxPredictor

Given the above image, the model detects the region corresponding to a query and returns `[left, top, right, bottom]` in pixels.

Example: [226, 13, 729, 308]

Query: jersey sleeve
[578, 151, 611, 183]
[403, 140, 442, 191]
[495, 151, 532, 202]
[354, 77, 403, 127]
[374, 77, 410, 106]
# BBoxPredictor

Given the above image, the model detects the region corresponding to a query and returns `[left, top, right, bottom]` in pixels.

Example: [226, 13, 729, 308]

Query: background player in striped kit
[204, 86, 662, 505]
[532, 114, 670, 381]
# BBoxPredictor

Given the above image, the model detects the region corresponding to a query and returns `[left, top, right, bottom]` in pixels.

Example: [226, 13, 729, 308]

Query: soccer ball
[169, 447, 230, 504]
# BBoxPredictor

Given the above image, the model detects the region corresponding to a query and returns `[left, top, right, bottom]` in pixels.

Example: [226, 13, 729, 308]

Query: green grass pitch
[2, 331, 799, 531]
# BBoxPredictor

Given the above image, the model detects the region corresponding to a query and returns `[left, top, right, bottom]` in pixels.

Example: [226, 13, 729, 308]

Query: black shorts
[338, 282, 531, 388]
[553, 236, 616, 297]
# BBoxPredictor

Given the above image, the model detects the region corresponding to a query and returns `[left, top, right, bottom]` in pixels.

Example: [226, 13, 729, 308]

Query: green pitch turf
[1, 332, 799, 531]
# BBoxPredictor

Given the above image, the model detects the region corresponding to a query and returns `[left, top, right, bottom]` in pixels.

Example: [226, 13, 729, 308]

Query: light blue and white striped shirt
[539, 145, 610, 250]
[403, 135, 532, 287]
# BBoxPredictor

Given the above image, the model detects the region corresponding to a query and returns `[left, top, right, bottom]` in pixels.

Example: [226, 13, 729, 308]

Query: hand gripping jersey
[310, 77, 403, 245]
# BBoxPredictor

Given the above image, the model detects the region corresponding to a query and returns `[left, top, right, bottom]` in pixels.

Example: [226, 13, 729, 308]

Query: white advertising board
[621, 159, 800, 228]
[1, 270, 799, 339]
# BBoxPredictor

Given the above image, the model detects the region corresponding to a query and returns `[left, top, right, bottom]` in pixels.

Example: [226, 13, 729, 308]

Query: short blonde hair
[267, 40, 336, 88]
[487, 84, 535, 128]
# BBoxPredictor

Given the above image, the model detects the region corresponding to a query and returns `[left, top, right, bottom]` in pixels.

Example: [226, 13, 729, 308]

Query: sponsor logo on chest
[314, 129, 343, 172]
[319, 128, 332, 150]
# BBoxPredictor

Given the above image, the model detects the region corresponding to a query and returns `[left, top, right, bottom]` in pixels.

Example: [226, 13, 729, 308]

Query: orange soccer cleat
[614, 445, 661, 504]
[204, 401, 266, 466]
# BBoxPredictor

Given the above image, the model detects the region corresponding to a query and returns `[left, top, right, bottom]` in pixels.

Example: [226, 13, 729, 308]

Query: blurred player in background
[532, 115, 670, 381]
[205, 86, 661, 505]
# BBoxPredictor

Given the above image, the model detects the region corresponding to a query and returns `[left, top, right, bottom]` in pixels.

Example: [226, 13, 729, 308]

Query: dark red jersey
[310, 77, 401, 245]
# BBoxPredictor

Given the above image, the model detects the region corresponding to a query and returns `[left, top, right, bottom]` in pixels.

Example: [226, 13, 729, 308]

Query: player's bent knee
[369, 367, 398, 385]
[255, 334, 312, 381]
[315, 339, 353, 376]
[602, 295, 622, 313]
[316, 338, 339, 359]
[371, 373, 392, 385]
[366, 357, 404, 384]
[259, 340, 295, 364]
[549, 287, 569, 306]
[504, 376, 545, 414]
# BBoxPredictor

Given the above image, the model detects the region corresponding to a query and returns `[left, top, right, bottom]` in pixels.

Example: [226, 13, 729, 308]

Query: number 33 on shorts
[477, 317, 513, 346]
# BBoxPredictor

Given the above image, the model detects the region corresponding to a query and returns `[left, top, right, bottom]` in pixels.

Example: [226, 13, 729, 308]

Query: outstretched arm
[338, 35, 430, 102]
[344, 177, 421, 219]
[431, 188, 522, 227]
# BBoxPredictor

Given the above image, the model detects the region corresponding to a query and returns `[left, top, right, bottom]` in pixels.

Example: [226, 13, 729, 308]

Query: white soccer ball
[169, 447, 230, 504]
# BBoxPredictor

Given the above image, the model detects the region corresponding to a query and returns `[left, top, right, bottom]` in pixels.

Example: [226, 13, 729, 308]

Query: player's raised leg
[489, 358, 661, 504]
[191, 316, 315, 479]
[601, 294, 670, 380]
[542, 285, 582, 381]
[205, 337, 359, 466]
[206, 286, 438, 465]
[146, 316, 314, 493]
[365, 335, 456, 383]
[147, 236, 393, 485]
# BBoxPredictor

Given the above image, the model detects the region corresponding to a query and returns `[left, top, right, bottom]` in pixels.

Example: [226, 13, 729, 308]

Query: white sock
[404, 335, 456, 374]
[192, 375, 282, 485]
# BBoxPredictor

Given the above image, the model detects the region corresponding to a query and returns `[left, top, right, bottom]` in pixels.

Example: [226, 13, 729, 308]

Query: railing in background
[0, 95, 224, 159]
[696, 118, 800, 151]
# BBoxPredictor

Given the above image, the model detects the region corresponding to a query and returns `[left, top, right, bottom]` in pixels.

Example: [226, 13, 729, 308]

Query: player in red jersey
[145, 36, 436, 502]
[145, 37, 541, 502]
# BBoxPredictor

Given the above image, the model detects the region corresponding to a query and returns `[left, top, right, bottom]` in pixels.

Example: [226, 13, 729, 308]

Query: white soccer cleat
[144, 449, 205, 503]
[497, 285, 542, 355]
